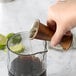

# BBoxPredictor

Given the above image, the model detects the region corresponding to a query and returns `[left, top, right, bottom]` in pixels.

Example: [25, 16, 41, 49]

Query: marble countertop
[0, 0, 76, 76]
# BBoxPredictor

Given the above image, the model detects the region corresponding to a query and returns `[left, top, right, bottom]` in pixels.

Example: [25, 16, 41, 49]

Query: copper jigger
[30, 19, 73, 50]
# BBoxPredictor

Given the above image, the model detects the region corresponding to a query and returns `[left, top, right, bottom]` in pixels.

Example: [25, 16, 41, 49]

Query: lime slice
[0, 34, 7, 50]
[12, 34, 22, 44]
[0, 34, 7, 45]
[10, 43, 25, 53]
[6, 33, 15, 40]
[0, 45, 6, 50]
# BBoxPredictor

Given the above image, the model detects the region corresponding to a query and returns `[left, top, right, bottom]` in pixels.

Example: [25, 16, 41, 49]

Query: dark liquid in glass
[9, 56, 46, 76]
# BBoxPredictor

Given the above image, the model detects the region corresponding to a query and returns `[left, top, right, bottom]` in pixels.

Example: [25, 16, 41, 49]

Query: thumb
[51, 25, 66, 47]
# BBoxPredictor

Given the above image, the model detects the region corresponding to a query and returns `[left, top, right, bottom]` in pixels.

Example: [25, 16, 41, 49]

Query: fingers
[50, 24, 66, 47]
[47, 20, 72, 47]
[47, 5, 68, 47]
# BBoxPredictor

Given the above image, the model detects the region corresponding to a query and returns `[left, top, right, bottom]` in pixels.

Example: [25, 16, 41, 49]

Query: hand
[47, 0, 76, 47]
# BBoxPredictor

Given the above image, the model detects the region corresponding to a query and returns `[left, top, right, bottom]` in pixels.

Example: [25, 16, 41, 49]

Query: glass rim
[7, 31, 48, 56]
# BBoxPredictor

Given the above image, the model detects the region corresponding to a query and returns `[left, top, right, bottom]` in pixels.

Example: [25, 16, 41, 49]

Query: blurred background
[0, 0, 56, 34]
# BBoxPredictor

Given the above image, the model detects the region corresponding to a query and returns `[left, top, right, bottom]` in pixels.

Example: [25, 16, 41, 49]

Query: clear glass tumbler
[7, 31, 47, 76]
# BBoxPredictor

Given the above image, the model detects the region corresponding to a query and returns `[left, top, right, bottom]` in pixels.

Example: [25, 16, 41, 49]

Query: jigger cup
[30, 19, 73, 50]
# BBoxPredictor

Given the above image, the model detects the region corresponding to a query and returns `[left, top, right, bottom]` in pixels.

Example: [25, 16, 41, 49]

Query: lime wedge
[0, 34, 7, 45]
[0, 45, 6, 50]
[0, 34, 7, 50]
[10, 43, 25, 53]
[12, 34, 22, 44]
[6, 33, 15, 40]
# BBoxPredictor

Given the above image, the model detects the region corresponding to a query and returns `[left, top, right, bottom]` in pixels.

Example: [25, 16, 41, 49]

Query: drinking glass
[7, 31, 47, 76]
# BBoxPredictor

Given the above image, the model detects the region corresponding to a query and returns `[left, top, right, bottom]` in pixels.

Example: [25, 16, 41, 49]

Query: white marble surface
[0, 0, 76, 76]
